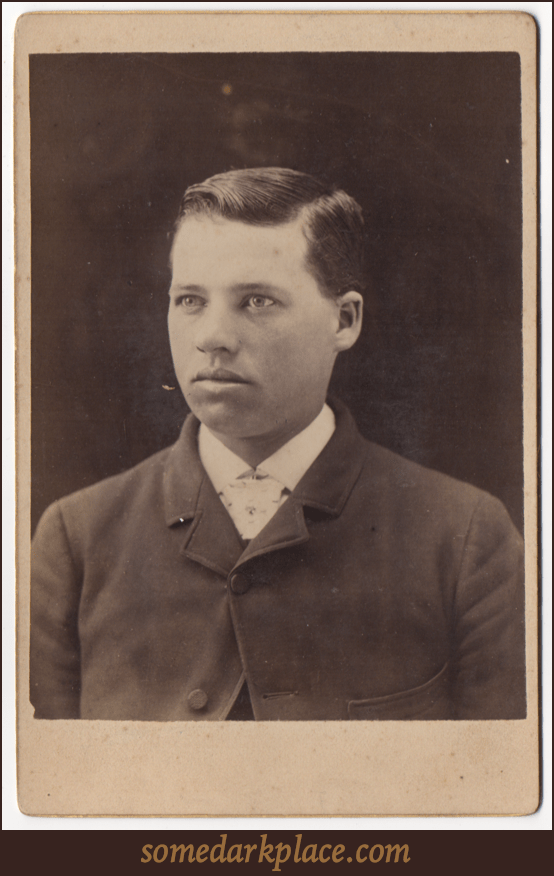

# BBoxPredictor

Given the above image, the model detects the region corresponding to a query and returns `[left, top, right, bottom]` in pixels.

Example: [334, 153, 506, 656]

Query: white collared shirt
[198, 404, 336, 538]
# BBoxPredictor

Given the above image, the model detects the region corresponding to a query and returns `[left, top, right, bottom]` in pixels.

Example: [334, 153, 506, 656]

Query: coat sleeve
[450, 493, 526, 719]
[30, 502, 82, 719]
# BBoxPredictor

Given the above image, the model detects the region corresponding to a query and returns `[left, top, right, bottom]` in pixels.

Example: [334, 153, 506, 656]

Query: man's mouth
[194, 368, 250, 384]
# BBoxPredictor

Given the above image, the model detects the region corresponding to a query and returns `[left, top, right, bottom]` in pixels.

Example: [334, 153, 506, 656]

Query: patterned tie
[220, 470, 285, 540]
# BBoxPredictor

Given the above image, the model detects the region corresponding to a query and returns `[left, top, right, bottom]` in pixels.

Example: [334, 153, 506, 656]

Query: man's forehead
[171, 214, 309, 261]
[169, 214, 317, 292]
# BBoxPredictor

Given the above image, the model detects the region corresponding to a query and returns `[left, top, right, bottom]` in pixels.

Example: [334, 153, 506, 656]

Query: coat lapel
[238, 496, 310, 566]
[162, 413, 244, 576]
[162, 398, 368, 575]
[181, 476, 245, 577]
[236, 399, 368, 567]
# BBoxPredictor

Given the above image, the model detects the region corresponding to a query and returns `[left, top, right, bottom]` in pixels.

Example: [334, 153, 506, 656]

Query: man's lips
[193, 368, 250, 384]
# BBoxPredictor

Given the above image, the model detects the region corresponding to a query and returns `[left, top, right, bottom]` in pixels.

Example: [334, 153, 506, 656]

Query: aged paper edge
[14, 11, 539, 818]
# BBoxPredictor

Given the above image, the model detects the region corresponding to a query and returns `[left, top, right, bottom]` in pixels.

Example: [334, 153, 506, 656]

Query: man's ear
[334, 290, 363, 352]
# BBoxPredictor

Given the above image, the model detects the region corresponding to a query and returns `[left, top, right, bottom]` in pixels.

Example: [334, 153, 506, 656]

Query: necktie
[220, 471, 285, 540]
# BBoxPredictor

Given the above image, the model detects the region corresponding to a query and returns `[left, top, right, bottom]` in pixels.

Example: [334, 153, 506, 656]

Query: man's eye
[247, 295, 274, 309]
[178, 295, 204, 308]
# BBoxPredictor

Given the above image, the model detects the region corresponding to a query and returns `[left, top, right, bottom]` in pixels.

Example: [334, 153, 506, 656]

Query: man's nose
[195, 303, 241, 354]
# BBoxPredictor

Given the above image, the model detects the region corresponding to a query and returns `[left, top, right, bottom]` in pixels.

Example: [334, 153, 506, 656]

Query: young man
[30, 168, 526, 721]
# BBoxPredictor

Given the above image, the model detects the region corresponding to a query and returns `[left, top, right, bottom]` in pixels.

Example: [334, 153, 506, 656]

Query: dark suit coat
[30, 401, 526, 721]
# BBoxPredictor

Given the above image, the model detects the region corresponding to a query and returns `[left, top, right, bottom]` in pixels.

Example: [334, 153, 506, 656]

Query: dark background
[30, 52, 523, 534]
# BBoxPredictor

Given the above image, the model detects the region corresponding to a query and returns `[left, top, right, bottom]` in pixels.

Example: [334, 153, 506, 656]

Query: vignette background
[30, 52, 523, 531]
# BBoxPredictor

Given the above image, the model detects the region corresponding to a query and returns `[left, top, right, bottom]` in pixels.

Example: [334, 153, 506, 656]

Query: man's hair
[174, 167, 365, 299]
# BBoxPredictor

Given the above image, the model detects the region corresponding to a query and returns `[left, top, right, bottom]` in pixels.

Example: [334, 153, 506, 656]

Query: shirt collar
[198, 403, 336, 494]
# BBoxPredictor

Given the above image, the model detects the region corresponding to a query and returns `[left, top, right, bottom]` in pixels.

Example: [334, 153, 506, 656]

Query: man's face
[168, 215, 358, 451]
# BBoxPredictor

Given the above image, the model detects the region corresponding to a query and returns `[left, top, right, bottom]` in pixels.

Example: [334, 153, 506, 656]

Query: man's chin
[185, 389, 257, 436]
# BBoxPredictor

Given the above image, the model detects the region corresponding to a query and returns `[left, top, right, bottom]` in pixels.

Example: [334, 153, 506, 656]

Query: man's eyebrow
[170, 282, 287, 295]
[169, 284, 206, 293]
[229, 283, 286, 295]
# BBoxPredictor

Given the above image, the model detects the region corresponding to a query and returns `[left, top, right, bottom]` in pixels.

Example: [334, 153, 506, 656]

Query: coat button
[188, 689, 208, 711]
[229, 572, 251, 594]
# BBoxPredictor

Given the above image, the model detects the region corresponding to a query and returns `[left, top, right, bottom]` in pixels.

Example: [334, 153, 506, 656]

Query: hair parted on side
[174, 167, 365, 299]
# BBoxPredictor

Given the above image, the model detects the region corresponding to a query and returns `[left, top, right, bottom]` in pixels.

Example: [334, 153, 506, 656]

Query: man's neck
[205, 406, 326, 468]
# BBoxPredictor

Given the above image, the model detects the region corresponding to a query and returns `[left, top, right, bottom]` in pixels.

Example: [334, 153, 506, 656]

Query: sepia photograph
[15, 10, 539, 817]
[29, 50, 526, 723]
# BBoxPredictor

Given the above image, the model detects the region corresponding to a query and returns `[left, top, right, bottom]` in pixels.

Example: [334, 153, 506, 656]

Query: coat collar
[289, 398, 368, 515]
[163, 398, 368, 575]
